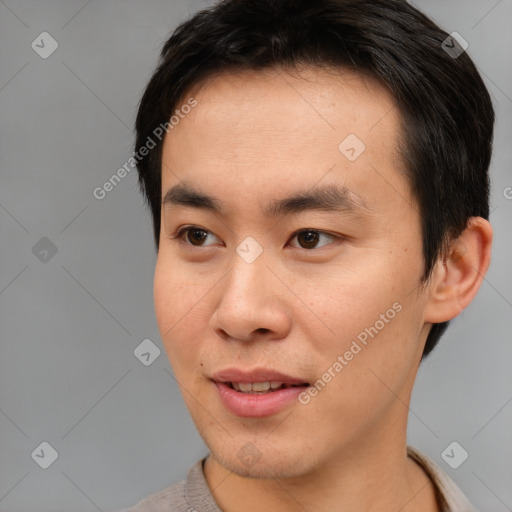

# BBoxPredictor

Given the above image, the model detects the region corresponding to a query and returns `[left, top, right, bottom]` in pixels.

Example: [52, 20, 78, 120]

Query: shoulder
[407, 445, 478, 512]
[120, 468, 190, 512]
[120, 456, 221, 512]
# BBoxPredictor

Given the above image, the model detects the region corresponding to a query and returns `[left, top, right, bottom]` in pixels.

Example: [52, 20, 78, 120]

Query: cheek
[153, 253, 207, 368]
[308, 259, 408, 334]
[301, 248, 426, 376]
[153, 255, 179, 336]
[303, 299, 424, 435]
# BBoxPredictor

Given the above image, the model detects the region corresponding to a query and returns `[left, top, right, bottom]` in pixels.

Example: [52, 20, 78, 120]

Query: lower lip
[213, 381, 308, 417]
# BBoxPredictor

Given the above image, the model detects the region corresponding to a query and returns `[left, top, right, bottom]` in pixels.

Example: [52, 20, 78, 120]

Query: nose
[209, 251, 292, 343]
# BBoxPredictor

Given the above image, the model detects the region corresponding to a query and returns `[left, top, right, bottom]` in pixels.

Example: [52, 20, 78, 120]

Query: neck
[203, 409, 439, 512]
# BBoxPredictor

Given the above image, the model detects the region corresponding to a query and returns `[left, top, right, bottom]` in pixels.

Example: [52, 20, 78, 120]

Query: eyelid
[169, 225, 344, 250]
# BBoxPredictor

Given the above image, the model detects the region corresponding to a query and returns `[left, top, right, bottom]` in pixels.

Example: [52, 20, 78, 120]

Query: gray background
[0, 1, 510, 511]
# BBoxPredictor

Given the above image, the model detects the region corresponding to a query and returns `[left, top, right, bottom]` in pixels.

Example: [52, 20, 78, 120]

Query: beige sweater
[122, 446, 477, 512]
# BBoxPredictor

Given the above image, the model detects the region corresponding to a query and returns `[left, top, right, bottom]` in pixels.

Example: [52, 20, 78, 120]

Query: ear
[424, 217, 493, 323]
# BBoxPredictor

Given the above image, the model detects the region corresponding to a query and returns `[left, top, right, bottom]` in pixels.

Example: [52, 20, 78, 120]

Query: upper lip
[211, 367, 309, 385]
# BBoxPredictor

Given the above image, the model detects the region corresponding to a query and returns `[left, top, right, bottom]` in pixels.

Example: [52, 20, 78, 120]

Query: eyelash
[168, 225, 343, 251]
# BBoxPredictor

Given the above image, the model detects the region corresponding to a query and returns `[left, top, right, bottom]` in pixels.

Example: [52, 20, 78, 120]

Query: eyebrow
[162, 181, 370, 218]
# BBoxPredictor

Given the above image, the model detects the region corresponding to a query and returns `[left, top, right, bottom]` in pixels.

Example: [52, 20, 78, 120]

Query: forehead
[170, 66, 398, 140]
[160, 66, 409, 214]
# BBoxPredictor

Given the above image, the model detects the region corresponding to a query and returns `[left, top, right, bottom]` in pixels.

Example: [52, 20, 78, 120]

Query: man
[124, 0, 494, 510]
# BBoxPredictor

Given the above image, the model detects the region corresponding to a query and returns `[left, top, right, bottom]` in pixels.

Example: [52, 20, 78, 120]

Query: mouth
[227, 381, 309, 394]
[211, 368, 311, 417]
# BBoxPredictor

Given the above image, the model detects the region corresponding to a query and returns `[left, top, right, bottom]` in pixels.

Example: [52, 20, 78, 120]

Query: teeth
[231, 381, 286, 393]
[239, 382, 255, 392]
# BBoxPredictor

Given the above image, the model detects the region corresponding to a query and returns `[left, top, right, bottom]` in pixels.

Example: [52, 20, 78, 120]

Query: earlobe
[424, 217, 493, 324]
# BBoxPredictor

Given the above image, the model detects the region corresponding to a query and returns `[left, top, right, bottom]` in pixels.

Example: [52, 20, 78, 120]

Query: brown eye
[185, 228, 208, 246]
[291, 229, 338, 250]
[296, 230, 319, 249]
[174, 227, 218, 247]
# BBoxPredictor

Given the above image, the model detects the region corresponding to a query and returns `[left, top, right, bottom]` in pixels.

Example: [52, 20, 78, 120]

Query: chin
[207, 436, 314, 480]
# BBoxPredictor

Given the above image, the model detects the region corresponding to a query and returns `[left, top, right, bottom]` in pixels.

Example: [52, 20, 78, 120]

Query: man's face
[154, 66, 433, 478]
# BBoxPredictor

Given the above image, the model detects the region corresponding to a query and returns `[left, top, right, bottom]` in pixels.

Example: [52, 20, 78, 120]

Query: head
[135, 0, 493, 479]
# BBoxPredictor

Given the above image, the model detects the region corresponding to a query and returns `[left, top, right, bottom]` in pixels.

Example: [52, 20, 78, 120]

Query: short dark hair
[135, 0, 494, 358]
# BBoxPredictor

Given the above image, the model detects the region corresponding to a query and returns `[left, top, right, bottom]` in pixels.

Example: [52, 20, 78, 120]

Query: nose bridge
[225, 243, 271, 305]
[211, 241, 290, 341]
